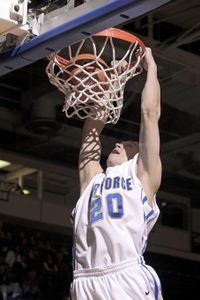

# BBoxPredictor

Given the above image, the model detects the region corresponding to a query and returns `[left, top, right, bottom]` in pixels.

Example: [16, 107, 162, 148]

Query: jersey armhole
[130, 154, 160, 231]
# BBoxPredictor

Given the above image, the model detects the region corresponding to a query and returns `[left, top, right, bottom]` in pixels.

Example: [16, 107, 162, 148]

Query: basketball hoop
[46, 28, 145, 124]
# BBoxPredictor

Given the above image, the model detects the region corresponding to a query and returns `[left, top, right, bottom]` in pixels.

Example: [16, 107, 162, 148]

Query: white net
[46, 29, 145, 124]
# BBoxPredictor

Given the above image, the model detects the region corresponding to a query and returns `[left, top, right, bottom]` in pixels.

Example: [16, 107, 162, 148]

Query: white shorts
[71, 256, 163, 300]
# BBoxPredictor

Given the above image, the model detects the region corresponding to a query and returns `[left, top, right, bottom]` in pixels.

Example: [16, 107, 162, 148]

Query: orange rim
[50, 28, 145, 68]
[95, 27, 145, 51]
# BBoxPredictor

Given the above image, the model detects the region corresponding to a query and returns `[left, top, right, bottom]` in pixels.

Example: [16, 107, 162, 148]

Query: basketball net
[46, 28, 145, 124]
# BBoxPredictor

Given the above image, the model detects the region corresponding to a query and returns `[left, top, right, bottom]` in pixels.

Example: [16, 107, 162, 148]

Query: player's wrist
[89, 105, 109, 124]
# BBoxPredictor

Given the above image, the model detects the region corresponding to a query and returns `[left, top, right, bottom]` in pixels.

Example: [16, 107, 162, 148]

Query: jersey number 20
[90, 193, 123, 224]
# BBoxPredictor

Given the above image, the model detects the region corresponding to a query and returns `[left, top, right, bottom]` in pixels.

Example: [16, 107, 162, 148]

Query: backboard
[0, 0, 170, 76]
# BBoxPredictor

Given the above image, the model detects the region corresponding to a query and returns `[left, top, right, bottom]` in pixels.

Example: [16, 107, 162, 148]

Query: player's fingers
[110, 60, 128, 73]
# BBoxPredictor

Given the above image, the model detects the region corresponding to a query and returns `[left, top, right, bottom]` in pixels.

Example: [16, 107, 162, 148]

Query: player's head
[106, 140, 139, 167]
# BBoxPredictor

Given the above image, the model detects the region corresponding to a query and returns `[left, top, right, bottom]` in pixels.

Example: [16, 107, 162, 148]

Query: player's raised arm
[137, 48, 162, 206]
[79, 115, 105, 195]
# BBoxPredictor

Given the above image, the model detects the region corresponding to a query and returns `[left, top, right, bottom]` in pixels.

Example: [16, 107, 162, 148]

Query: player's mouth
[112, 149, 120, 154]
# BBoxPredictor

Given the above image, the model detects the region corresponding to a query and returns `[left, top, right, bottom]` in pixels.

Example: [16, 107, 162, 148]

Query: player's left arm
[137, 48, 162, 207]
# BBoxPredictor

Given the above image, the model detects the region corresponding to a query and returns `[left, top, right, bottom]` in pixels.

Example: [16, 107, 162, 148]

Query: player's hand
[142, 47, 157, 72]
[89, 104, 109, 123]
[110, 60, 128, 74]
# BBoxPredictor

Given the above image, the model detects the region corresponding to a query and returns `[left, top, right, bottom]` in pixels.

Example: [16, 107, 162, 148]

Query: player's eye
[124, 143, 132, 148]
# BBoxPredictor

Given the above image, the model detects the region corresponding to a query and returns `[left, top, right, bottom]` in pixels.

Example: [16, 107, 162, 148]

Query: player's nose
[115, 143, 122, 148]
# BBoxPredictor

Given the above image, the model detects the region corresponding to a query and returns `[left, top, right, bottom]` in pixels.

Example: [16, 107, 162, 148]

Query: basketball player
[71, 47, 163, 300]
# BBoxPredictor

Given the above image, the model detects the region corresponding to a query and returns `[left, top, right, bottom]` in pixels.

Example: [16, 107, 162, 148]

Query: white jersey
[72, 154, 160, 270]
[71, 154, 163, 300]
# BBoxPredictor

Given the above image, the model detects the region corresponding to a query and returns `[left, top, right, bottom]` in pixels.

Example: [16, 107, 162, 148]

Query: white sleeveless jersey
[72, 154, 160, 271]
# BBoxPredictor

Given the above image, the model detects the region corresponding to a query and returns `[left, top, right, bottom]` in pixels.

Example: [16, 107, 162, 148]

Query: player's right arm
[136, 48, 161, 207]
[79, 117, 105, 195]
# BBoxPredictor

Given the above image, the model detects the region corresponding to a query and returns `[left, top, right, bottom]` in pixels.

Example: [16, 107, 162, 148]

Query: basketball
[63, 64, 109, 103]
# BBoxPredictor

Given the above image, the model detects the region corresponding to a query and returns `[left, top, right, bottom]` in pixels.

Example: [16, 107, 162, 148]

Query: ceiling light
[0, 160, 11, 168]
[21, 188, 31, 196]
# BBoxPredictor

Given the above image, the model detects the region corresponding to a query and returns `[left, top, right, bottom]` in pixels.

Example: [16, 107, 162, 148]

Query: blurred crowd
[0, 221, 73, 300]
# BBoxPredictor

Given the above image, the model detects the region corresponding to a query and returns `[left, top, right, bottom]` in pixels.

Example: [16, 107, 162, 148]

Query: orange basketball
[63, 65, 109, 103]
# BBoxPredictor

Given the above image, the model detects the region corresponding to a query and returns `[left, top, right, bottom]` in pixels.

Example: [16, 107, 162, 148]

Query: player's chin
[106, 155, 125, 167]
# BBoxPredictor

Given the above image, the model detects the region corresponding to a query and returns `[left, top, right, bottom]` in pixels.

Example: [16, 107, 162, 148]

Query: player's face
[106, 140, 139, 167]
